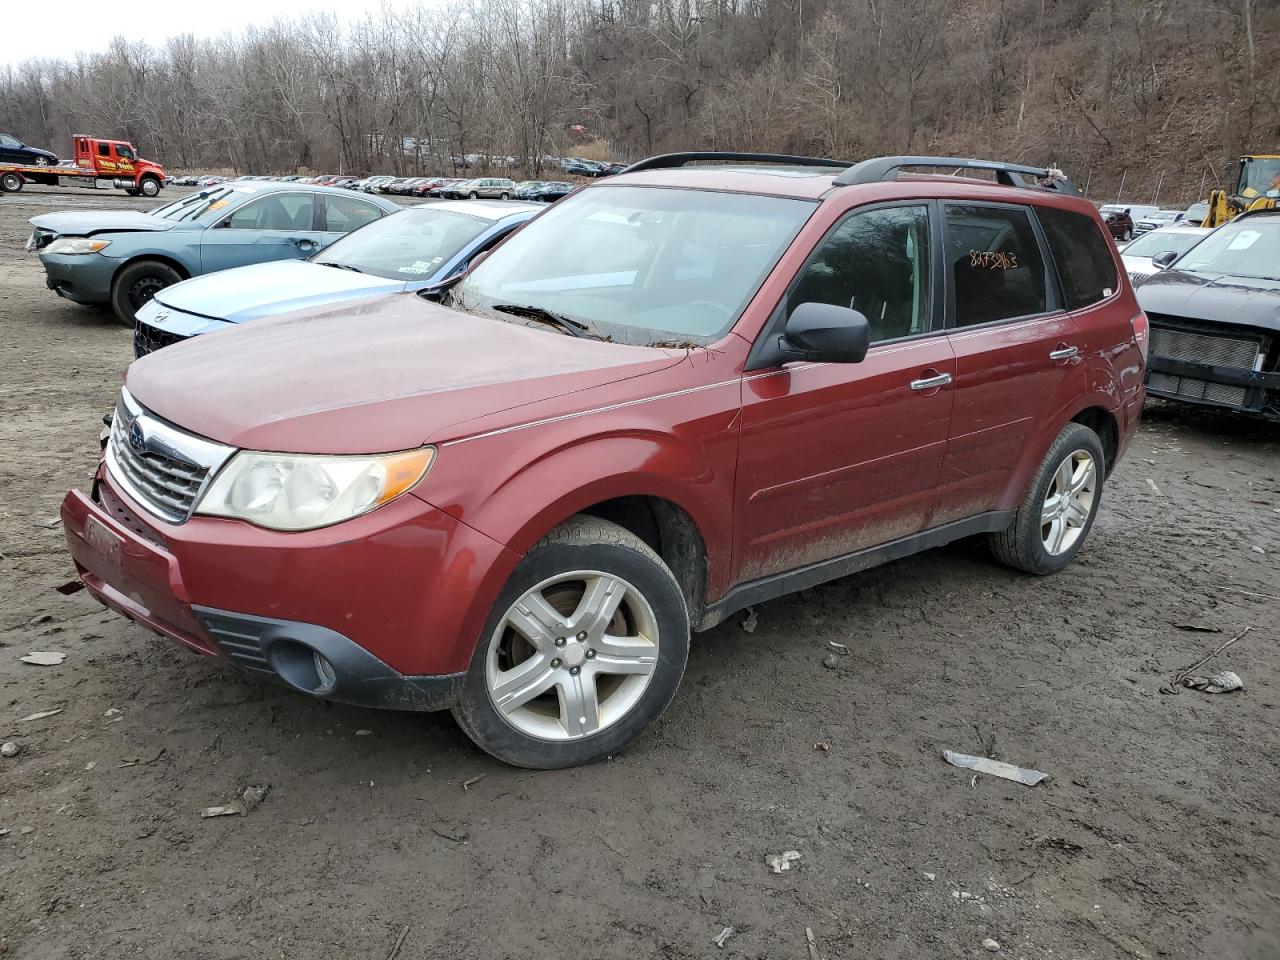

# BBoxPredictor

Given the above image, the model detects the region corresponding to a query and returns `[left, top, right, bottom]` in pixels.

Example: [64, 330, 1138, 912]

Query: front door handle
[910, 372, 953, 391]
[1050, 345, 1079, 362]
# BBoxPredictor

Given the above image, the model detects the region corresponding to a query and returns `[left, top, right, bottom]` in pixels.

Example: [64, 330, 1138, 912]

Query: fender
[416, 422, 741, 648]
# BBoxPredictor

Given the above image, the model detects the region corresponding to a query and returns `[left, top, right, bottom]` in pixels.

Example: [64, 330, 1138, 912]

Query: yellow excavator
[1201, 154, 1280, 227]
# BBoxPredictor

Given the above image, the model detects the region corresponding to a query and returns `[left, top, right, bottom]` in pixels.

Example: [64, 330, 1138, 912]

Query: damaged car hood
[1137, 269, 1280, 332]
[29, 211, 180, 238]
[126, 292, 683, 454]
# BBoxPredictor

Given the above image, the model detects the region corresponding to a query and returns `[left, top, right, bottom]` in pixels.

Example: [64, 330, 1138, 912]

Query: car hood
[1136, 269, 1280, 333]
[154, 260, 407, 323]
[126, 292, 684, 454]
[29, 211, 178, 237]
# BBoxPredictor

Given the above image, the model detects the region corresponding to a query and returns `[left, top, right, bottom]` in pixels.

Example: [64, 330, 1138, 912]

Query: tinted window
[225, 192, 314, 230]
[323, 194, 383, 233]
[787, 205, 932, 343]
[946, 204, 1047, 326]
[1036, 206, 1118, 310]
[98, 143, 111, 157]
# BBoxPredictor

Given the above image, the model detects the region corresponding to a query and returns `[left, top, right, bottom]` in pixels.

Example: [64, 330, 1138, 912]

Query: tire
[988, 422, 1106, 575]
[452, 516, 690, 769]
[110, 260, 183, 324]
[468, 191, 479, 199]
[499, 192, 509, 200]
[138, 176, 161, 197]
[34, 156, 50, 166]
[1, 172, 22, 193]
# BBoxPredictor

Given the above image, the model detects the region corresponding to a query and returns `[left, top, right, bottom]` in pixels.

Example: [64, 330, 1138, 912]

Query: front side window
[946, 204, 1048, 326]
[1036, 206, 1118, 310]
[313, 208, 495, 280]
[454, 185, 814, 344]
[115, 143, 135, 160]
[787, 205, 933, 343]
[1176, 219, 1280, 280]
[322, 194, 383, 233]
[224, 192, 314, 231]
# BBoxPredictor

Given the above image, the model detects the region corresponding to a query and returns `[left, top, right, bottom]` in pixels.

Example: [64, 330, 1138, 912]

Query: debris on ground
[19, 651, 66, 666]
[18, 709, 62, 723]
[386, 925, 410, 960]
[1145, 478, 1161, 496]
[983, 937, 1001, 952]
[1172, 622, 1221, 633]
[1161, 626, 1252, 695]
[1, 742, 19, 758]
[822, 654, 839, 670]
[430, 825, 468, 843]
[740, 607, 758, 634]
[201, 784, 270, 818]
[805, 926, 819, 960]
[462, 775, 485, 791]
[827, 641, 849, 655]
[923, 872, 936, 881]
[103, 708, 122, 717]
[814, 741, 830, 751]
[943, 750, 1048, 787]
[712, 926, 735, 948]
[765, 850, 802, 873]
[355, 729, 373, 736]
[1182, 670, 1244, 694]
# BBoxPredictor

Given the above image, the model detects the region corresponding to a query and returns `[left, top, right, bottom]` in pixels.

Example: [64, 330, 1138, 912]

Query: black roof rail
[622, 151, 858, 174]
[833, 156, 1080, 195]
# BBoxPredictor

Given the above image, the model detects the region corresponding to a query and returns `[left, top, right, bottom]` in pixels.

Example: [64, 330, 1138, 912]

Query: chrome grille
[105, 389, 235, 523]
[1149, 325, 1262, 370]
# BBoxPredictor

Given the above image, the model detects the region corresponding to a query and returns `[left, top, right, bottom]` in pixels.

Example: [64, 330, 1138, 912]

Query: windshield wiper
[491, 303, 591, 338]
[317, 261, 364, 273]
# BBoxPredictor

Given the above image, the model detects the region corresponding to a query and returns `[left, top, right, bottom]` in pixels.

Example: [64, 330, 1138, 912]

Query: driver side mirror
[779, 302, 870, 364]
[1151, 250, 1179, 270]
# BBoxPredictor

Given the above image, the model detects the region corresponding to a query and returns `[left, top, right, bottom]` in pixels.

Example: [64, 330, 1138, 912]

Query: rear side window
[323, 194, 383, 233]
[945, 204, 1048, 326]
[1036, 207, 1118, 310]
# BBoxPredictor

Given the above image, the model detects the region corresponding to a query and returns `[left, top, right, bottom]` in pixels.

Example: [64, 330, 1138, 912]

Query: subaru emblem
[128, 421, 145, 452]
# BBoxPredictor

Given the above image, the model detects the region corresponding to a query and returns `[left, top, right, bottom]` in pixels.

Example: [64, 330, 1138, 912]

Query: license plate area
[84, 515, 124, 566]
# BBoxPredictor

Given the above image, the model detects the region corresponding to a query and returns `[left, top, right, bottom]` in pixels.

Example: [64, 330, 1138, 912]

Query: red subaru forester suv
[62, 153, 1148, 768]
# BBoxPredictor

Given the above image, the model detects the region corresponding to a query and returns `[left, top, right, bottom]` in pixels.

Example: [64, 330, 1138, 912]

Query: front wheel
[988, 422, 1105, 575]
[468, 191, 479, 199]
[138, 177, 161, 197]
[110, 260, 183, 324]
[452, 516, 689, 768]
[499, 192, 509, 199]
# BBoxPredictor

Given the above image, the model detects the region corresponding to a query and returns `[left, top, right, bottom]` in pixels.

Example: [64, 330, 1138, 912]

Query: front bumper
[39, 252, 115, 304]
[62, 468, 518, 709]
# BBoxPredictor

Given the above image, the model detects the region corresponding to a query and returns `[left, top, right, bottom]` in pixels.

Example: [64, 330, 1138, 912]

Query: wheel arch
[111, 252, 192, 288]
[1068, 404, 1120, 476]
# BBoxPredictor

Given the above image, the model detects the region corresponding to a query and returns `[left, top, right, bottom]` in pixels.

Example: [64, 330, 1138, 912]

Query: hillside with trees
[0, 0, 1274, 204]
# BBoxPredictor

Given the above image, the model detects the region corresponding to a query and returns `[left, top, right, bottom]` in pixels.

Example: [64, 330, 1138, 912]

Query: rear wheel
[499, 192, 510, 200]
[452, 516, 689, 768]
[110, 260, 183, 324]
[988, 422, 1105, 575]
[0, 172, 22, 193]
[468, 191, 479, 199]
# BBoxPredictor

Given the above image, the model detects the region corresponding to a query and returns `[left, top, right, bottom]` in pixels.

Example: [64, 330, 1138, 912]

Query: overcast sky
[2, 0, 407, 67]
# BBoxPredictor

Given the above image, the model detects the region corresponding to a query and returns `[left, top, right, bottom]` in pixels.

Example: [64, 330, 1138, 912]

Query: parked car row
[1099, 201, 1211, 241]
[46, 151, 1167, 771]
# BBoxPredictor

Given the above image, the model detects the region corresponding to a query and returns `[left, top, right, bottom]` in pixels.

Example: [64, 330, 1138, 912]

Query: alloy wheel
[485, 570, 659, 740]
[1041, 450, 1097, 556]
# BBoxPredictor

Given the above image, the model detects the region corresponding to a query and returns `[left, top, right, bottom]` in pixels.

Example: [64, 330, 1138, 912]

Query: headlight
[194, 447, 435, 531]
[44, 237, 112, 255]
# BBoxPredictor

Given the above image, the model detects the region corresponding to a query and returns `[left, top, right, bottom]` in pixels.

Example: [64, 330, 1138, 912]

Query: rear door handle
[910, 372, 953, 391]
[1050, 345, 1079, 362]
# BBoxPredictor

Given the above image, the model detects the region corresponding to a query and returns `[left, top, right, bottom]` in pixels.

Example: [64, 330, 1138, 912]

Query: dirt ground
[1, 186, 1278, 960]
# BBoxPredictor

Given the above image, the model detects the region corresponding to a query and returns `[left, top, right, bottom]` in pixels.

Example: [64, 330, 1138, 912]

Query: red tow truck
[0, 135, 165, 197]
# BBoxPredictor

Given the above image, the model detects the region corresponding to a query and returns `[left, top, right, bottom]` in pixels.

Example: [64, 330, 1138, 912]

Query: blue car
[28, 182, 402, 322]
[132, 199, 542, 357]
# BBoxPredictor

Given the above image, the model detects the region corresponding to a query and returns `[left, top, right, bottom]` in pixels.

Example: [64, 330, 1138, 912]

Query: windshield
[453, 185, 814, 344]
[148, 186, 243, 223]
[313, 208, 494, 281]
[1123, 231, 1205, 258]
[1240, 157, 1280, 199]
[1176, 219, 1280, 279]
